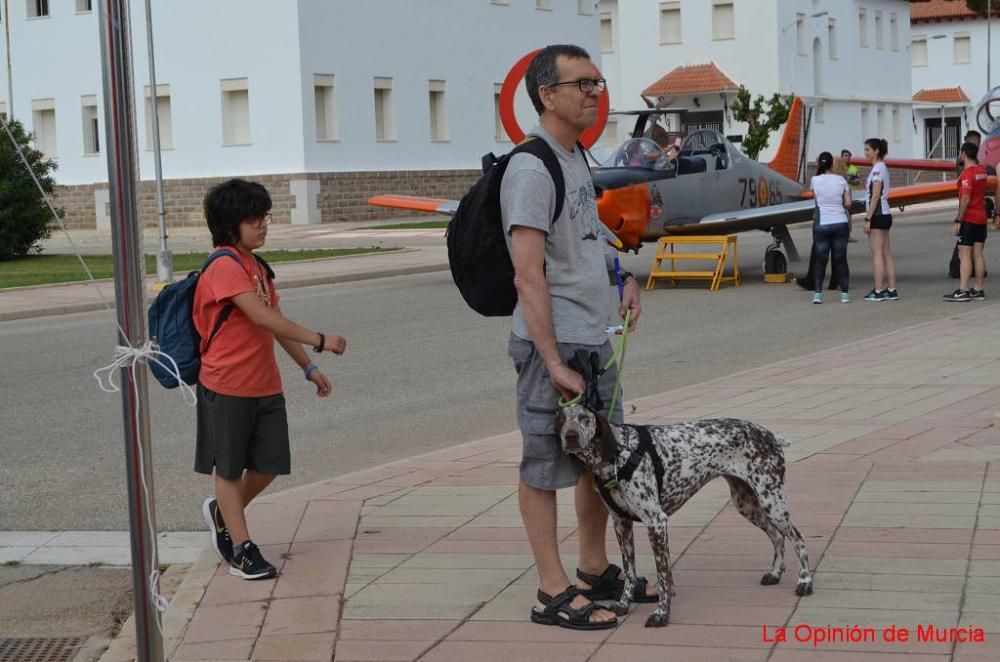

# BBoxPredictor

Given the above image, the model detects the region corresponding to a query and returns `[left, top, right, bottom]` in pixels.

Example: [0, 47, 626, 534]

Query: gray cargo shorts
[508, 333, 623, 491]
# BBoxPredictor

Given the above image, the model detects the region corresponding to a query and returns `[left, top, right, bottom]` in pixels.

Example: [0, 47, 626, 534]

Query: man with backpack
[500, 45, 649, 630]
[193, 179, 346, 580]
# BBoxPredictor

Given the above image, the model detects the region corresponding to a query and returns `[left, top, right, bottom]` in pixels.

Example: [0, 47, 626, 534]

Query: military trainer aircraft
[370, 97, 993, 270]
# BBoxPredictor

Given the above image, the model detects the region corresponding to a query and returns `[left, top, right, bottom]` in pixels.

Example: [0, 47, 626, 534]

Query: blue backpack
[147, 248, 274, 388]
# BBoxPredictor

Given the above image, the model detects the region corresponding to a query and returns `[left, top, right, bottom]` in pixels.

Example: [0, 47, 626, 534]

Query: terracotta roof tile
[913, 86, 971, 103]
[642, 63, 739, 97]
[910, 0, 977, 23]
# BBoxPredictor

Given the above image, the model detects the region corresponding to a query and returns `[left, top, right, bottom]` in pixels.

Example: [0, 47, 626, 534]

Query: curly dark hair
[203, 179, 271, 246]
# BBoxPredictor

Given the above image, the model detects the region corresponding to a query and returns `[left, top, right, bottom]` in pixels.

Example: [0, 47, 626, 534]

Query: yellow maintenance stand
[645, 235, 742, 292]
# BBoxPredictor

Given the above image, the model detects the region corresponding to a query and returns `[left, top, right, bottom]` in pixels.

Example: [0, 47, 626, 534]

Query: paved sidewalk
[0, 244, 448, 321]
[98, 302, 1000, 661]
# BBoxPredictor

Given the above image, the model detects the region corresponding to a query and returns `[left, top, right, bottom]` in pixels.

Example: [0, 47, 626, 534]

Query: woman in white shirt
[809, 152, 853, 304]
[862, 138, 898, 301]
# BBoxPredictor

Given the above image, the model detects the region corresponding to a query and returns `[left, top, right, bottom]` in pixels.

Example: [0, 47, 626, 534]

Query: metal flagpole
[144, 0, 172, 284]
[989, 2, 992, 92]
[97, 1, 164, 660]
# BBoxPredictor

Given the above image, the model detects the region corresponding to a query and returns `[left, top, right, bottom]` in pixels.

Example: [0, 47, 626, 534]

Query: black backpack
[446, 137, 569, 317]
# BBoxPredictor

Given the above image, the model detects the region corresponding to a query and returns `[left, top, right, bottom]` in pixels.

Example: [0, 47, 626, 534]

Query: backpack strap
[511, 137, 566, 224]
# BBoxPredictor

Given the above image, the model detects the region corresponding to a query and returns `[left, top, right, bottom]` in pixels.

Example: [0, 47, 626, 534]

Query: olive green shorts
[195, 384, 290, 481]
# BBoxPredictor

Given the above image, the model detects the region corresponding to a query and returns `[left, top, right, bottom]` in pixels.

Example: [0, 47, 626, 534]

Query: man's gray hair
[525, 44, 592, 115]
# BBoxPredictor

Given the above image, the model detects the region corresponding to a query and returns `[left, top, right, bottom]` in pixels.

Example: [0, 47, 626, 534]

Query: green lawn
[0, 247, 398, 289]
[360, 220, 449, 230]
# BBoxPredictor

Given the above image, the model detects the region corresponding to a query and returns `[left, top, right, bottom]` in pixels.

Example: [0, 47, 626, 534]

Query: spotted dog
[554, 404, 813, 628]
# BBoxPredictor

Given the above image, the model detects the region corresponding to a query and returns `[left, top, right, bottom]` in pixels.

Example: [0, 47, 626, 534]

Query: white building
[597, 0, 914, 164]
[1, 0, 599, 228]
[910, 0, 993, 159]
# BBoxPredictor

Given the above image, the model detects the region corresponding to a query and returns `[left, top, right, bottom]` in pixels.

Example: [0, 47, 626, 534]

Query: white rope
[93, 343, 197, 621]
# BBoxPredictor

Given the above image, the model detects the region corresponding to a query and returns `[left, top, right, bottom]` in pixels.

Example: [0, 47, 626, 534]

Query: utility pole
[143, 0, 172, 284]
[97, 0, 164, 660]
[4, 0, 13, 117]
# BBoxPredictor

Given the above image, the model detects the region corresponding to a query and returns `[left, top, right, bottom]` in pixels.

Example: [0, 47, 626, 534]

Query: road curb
[0, 261, 450, 322]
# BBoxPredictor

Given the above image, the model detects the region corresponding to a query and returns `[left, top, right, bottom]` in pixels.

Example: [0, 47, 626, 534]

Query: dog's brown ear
[595, 412, 616, 464]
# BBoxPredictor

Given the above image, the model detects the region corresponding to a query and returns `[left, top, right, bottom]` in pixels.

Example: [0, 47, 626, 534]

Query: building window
[712, 0, 735, 41]
[796, 13, 806, 55]
[874, 10, 883, 49]
[75, 0, 92, 13]
[814, 100, 825, 124]
[955, 34, 972, 64]
[890, 13, 898, 51]
[600, 13, 613, 52]
[314, 74, 337, 141]
[221, 78, 250, 145]
[578, 0, 592, 15]
[27, 0, 49, 18]
[31, 99, 57, 158]
[859, 8, 868, 48]
[892, 105, 900, 142]
[911, 37, 928, 67]
[536, 0, 551, 10]
[828, 18, 838, 59]
[602, 119, 618, 146]
[491, 0, 509, 4]
[374, 77, 394, 141]
[429, 79, 447, 141]
[660, 2, 681, 45]
[0, 101, 7, 119]
[494, 83, 509, 142]
[144, 83, 172, 150]
[861, 104, 869, 138]
[81, 96, 99, 154]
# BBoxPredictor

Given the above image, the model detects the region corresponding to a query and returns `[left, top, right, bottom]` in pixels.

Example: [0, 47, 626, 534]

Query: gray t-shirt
[500, 126, 613, 345]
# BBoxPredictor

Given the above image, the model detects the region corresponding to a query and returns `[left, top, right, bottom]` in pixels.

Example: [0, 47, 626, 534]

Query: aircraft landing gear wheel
[764, 246, 787, 275]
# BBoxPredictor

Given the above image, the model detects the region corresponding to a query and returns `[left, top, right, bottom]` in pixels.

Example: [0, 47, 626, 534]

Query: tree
[962, 0, 1000, 17]
[0, 118, 60, 261]
[730, 86, 794, 161]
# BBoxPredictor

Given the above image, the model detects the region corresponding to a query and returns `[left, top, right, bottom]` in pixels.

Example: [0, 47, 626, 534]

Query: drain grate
[0, 637, 86, 662]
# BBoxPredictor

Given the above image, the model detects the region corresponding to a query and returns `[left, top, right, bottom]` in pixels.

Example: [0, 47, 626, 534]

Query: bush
[0, 118, 61, 261]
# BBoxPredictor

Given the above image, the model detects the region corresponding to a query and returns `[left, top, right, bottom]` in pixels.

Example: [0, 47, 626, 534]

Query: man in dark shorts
[945, 143, 990, 302]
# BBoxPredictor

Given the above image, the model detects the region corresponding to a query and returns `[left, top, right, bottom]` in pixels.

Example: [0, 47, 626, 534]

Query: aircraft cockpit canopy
[976, 86, 1000, 134]
[604, 138, 674, 171]
[679, 130, 731, 171]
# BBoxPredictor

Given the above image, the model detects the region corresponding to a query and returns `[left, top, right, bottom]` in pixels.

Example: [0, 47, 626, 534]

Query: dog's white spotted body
[554, 405, 813, 628]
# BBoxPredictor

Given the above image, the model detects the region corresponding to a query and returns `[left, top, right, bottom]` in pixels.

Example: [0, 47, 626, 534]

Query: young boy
[194, 178, 346, 580]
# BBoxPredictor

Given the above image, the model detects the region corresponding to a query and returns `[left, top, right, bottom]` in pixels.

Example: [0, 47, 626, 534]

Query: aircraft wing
[849, 156, 954, 172]
[368, 194, 459, 216]
[665, 178, 997, 236]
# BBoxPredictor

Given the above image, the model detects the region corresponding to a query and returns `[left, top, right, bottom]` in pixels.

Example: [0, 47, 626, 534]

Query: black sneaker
[230, 541, 277, 580]
[944, 289, 971, 302]
[971, 289, 986, 301]
[884, 288, 899, 301]
[203, 497, 233, 564]
[863, 288, 886, 302]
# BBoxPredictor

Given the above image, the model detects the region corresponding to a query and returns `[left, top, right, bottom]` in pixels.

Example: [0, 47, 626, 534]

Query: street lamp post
[144, 0, 172, 284]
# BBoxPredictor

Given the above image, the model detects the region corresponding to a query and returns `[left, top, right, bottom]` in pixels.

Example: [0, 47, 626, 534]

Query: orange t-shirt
[193, 249, 282, 397]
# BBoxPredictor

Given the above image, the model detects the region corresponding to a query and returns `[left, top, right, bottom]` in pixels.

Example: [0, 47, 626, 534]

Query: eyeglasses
[246, 213, 272, 229]
[547, 78, 607, 94]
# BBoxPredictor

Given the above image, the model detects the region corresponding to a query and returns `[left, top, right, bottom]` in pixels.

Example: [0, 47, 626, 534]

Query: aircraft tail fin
[767, 97, 804, 181]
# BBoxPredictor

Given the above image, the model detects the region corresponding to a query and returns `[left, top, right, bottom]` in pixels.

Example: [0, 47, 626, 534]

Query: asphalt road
[1, 209, 991, 531]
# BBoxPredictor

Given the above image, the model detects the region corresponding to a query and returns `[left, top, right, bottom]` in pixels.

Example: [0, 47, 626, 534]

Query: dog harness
[595, 425, 666, 523]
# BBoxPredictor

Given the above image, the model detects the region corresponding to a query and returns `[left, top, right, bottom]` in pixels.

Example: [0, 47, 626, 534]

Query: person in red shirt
[193, 179, 347, 579]
[945, 143, 991, 302]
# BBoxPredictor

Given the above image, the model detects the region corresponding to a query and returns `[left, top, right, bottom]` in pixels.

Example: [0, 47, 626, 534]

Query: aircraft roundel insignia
[499, 49, 610, 149]
[757, 177, 769, 207]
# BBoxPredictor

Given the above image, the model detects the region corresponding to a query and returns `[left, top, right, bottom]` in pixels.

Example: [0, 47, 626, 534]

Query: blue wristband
[304, 364, 319, 381]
